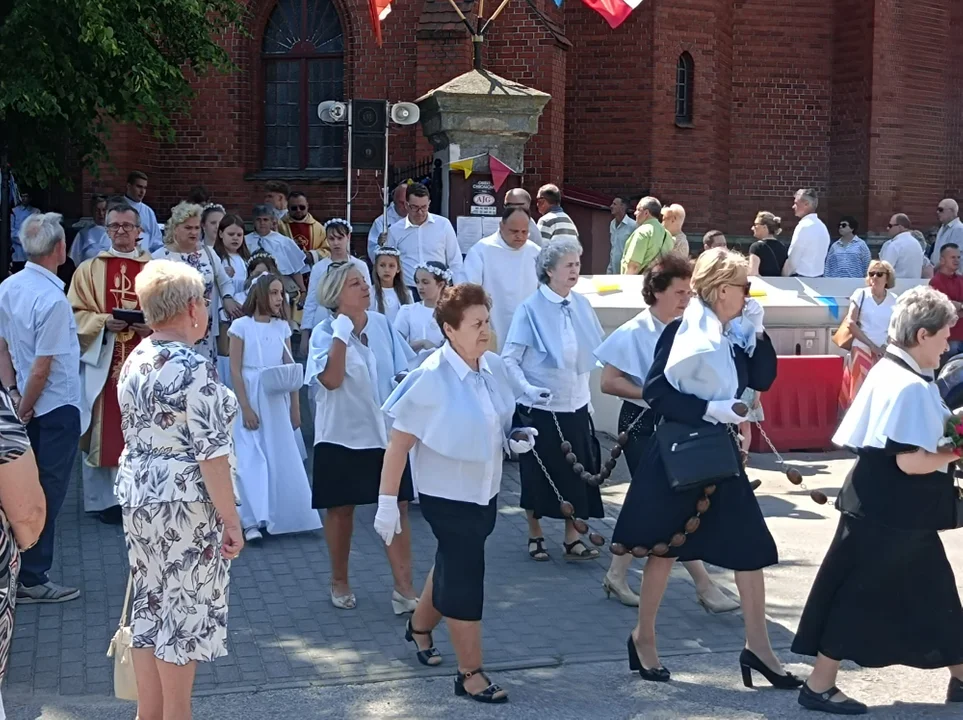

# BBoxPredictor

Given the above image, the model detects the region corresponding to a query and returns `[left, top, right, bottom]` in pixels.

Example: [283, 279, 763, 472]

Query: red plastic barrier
[748, 355, 843, 453]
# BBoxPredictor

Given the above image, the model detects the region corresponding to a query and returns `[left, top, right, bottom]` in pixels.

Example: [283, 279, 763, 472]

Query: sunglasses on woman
[868, 271, 887, 278]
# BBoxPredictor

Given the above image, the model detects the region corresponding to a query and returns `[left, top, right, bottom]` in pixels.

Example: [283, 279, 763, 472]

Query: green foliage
[0, 0, 245, 188]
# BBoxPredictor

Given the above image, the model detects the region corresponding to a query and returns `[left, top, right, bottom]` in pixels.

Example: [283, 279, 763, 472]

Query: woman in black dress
[792, 286, 963, 715]
[614, 248, 801, 689]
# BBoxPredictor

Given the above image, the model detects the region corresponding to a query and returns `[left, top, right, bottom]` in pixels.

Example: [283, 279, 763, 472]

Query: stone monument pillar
[417, 69, 550, 217]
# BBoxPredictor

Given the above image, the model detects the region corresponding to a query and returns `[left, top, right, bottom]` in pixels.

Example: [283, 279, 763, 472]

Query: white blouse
[305, 312, 414, 450]
[503, 285, 593, 412]
[394, 302, 444, 368]
[220, 253, 248, 321]
[383, 344, 517, 505]
[369, 286, 406, 324]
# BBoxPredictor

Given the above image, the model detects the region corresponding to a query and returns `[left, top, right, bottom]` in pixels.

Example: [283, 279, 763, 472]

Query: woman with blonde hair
[118, 260, 243, 720]
[153, 202, 242, 363]
[748, 212, 788, 277]
[613, 248, 798, 690]
[838, 260, 896, 410]
[661, 204, 689, 258]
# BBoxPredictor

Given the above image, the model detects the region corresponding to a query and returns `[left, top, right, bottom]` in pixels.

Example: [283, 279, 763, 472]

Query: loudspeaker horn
[390, 102, 420, 126]
[317, 101, 347, 124]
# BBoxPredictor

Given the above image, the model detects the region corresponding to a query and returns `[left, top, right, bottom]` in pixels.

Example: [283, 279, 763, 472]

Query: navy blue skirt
[611, 431, 778, 571]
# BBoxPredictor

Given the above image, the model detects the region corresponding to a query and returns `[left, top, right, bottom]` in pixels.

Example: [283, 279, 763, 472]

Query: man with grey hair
[535, 184, 579, 247]
[621, 196, 672, 274]
[782, 188, 830, 277]
[930, 198, 963, 269]
[881, 213, 924, 278]
[367, 183, 408, 262]
[0, 213, 81, 603]
[504, 187, 542, 250]
[607, 195, 636, 273]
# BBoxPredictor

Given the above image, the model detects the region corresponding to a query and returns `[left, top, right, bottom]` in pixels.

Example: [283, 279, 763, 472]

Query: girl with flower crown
[370, 246, 411, 324]
[394, 261, 450, 369]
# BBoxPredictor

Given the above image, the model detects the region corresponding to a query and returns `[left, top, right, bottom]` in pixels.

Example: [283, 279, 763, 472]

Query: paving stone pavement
[5, 402, 796, 701]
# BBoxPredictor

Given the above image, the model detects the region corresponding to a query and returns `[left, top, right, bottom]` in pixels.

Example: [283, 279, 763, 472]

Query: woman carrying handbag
[612, 249, 800, 691]
[229, 273, 320, 542]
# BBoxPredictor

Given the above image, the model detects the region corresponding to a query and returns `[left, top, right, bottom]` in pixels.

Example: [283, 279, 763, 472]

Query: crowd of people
[0, 173, 961, 718]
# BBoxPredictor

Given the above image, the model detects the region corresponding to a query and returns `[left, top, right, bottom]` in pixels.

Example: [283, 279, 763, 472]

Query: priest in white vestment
[463, 206, 540, 351]
[367, 183, 408, 263]
[67, 202, 152, 524]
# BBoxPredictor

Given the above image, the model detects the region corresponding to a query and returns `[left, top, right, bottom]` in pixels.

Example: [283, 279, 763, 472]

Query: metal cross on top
[443, 0, 514, 71]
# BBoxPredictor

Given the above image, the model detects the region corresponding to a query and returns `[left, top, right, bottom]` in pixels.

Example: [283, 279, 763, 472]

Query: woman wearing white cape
[612, 249, 799, 690]
[305, 262, 419, 614]
[594, 253, 738, 613]
[374, 283, 537, 705]
[792, 286, 963, 715]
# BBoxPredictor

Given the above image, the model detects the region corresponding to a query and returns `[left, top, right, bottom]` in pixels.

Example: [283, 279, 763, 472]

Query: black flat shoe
[405, 619, 442, 666]
[97, 505, 123, 525]
[455, 668, 508, 703]
[739, 648, 803, 689]
[798, 683, 868, 715]
[948, 676, 963, 703]
[626, 635, 670, 682]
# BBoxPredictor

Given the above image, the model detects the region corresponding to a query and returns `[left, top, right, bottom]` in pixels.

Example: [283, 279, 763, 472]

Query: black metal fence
[390, 158, 444, 215]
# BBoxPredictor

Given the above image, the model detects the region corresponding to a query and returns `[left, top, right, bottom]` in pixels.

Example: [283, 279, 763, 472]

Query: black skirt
[792, 513, 963, 668]
[611, 430, 778, 571]
[517, 404, 604, 520]
[419, 493, 497, 622]
[312, 442, 413, 509]
[618, 401, 656, 476]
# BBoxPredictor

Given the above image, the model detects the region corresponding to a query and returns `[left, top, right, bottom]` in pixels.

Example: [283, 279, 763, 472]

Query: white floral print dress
[116, 339, 239, 665]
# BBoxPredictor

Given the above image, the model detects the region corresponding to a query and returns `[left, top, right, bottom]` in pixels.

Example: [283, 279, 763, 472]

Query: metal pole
[382, 101, 390, 242]
[346, 101, 353, 226]
[0, 145, 10, 281]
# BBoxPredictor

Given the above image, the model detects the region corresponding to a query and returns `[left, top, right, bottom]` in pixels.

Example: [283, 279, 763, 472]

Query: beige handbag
[107, 572, 138, 701]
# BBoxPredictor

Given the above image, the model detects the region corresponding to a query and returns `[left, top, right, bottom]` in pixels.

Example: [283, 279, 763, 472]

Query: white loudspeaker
[317, 101, 347, 123]
[390, 102, 420, 126]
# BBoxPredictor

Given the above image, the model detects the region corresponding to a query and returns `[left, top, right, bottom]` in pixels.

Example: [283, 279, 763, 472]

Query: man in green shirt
[621, 196, 673, 274]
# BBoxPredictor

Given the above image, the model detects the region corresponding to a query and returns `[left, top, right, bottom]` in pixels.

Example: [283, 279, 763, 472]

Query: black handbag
[656, 421, 741, 492]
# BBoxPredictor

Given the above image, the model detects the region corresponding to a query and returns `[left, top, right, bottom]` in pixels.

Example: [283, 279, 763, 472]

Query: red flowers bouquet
[942, 416, 963, 457]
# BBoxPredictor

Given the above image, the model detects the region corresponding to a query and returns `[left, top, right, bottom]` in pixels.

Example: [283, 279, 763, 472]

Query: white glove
[742, 298, 765, 335]
[331, 313, 354, 343]
[509, 427, 538, 455]
[523, 385, 553, 407]
[704, 399, 747, 425]
[373, 495, 401, 545]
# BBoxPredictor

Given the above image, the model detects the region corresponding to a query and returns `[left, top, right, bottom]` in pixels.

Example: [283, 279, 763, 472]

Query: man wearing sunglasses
[278, 191, 329, 267]
[930, 199, 963, 271]
[880, 213, 924, 278]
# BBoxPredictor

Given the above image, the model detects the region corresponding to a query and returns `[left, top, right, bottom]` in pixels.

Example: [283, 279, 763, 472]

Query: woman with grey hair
[793, 285, 963, 715]
[503, 238, 606, 562]
[304, 263, 418, 612]
[118, 260, 243, 719]
[152, 201, 241, 363]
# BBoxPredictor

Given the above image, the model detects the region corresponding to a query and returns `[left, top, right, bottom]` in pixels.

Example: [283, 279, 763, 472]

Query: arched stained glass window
[262, 0, 345, 171]
[675, 52, 694, 126]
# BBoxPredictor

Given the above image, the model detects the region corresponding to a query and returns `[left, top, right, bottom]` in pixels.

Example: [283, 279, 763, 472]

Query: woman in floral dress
[152, 202, 242, 364]
[117, 260, 244, 719]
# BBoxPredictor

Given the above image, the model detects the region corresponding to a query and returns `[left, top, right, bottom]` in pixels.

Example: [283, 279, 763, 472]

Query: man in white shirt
[930, 198, 963, 269]
[782, 188, 830, 277]
[607, 196, 636, 273]
[504, 188, 542, 248]
[463, 206, 541, 351]
[0, 213, 82, 604]
[385, 183, 464, 298]
[124, 170, 164, 253]
[69, 194, 110, 265]
[880, 213, 924, 278]
[535, 184, 579, 246]
[367, 183, 408, 263]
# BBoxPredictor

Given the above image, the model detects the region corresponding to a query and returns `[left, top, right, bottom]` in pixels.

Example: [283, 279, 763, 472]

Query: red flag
[579, 0, 643, 29]
[368, 0, 392, 46]
[489, 154, 515, 192]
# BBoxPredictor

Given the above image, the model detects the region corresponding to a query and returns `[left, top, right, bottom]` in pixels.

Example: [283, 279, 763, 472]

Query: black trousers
[419, 493, 497, 621]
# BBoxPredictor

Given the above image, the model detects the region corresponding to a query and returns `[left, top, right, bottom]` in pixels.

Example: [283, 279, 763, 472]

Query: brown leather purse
[832, 291, 865, 352]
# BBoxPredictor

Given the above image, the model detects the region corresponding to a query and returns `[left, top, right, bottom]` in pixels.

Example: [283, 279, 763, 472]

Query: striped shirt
[537, 206, 579, 246]
[823, 236, 871, 278]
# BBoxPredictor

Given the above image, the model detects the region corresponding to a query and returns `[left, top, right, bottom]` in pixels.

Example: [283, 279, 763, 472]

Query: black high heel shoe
[405, 618, 442, 666]
[739, 648, 803, 689]
[626, 635, 670, 682]
[455, 668, 508, 703]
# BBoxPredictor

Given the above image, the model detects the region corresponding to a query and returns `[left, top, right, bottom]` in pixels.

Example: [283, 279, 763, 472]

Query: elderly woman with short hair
[118, 260, 243, 720]
[305, 262, 418, 612]
[152, 202, 242, 363]
[613, 248, 798, 690]
[661, 203, 689, 258]
[794, 286, 963, 714]
[502, 238, 605, 562]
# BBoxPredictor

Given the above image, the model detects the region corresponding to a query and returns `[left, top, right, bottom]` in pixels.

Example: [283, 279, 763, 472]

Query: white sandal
[330, 589, 357, 610]
[696, 583, 740, 614]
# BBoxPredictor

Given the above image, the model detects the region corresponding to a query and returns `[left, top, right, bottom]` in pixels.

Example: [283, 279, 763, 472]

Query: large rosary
[530, 400, 828, 558]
